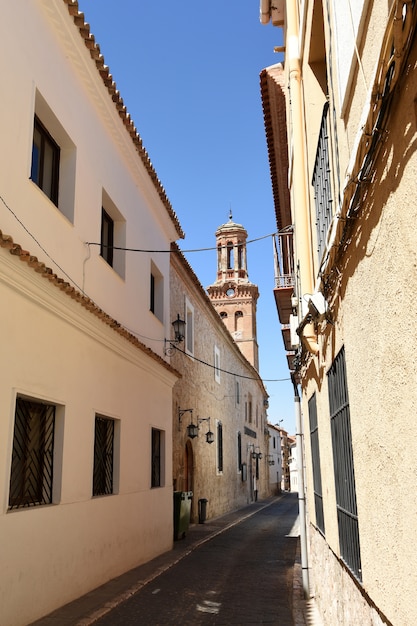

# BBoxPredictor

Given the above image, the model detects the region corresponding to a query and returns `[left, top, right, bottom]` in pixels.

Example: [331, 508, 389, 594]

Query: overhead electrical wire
[0, 194, 290, 384]
[85, 230, 278, 253]
[169, 343, 290, 383]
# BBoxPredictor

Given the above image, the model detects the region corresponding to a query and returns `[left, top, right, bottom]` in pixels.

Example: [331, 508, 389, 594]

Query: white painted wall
[0, 0, 180, 360]
[267, 425, 282, 493]
[0, 1, 181, 623]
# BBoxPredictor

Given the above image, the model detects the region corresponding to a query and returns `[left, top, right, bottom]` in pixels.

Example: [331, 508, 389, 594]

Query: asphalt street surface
[95, 494, 299, 625]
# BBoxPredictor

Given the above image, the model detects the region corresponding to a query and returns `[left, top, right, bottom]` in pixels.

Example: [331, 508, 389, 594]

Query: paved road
[95, 494, 299, 625]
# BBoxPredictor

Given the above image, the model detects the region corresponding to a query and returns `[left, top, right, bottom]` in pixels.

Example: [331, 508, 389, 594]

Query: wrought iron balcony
[273, 230, 295, 325]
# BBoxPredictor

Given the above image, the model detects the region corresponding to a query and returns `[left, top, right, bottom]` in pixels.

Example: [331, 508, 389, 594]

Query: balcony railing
[273, 231, 295, 290]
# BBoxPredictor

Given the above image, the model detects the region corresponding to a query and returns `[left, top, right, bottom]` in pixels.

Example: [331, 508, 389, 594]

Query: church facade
[170, 216, 269, 522]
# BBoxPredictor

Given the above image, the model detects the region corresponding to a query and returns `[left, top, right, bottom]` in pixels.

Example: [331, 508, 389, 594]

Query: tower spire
[207, 215, 259, 370]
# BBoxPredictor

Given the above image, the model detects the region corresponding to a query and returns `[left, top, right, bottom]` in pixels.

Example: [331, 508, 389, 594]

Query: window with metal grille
[217, 422, 223, 473]
[151, 428, 164, 488]
[308, 393, 325, 535]
[93, 416, 114, 496]
[328, 347, 362, 581]
[312, 101, 333, 261]
[31, 116, 60, 206]
[9, 397, 55, 509]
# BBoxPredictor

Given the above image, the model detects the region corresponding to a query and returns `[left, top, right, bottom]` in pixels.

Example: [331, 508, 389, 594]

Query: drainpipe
[291, 373, 310, 599]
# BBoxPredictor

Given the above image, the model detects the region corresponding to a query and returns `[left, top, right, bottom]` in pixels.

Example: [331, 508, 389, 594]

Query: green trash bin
[173, 491, 193, 540]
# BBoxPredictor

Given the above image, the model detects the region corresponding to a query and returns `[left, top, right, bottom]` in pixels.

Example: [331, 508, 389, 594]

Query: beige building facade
[261, 1, 417, 625]
[170, 233, 269, 522]
[0, 2, 184, 624]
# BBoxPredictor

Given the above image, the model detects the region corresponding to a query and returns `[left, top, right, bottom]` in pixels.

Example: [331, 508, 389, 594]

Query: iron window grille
[93, 416, 114, 496]
[31, 116, 60, 206]
[328, 347, 362, 581]
[308, 393, 325, 535]
[312, 101, 333, 261]
[9, 397, 55, 509]
[101, 208, 114, 267]
[151, 428, 162, 488]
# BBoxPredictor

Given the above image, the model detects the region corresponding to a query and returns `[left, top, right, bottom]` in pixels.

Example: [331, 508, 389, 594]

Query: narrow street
[93, 494, 299, 625]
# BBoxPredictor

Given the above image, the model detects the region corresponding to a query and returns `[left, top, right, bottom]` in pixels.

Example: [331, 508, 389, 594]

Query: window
[31, 116, 60, 206]
[235, 311, 243, 333]
[328, 347, 362, 580]
[217, 421, 223, 473]
[151, 428, 165, 488]
[220, 312, 227, 320]
[237, 432, 242, 471]
[101, 208, 114, 267]
[100, 190, 126, 278]
[248, 393, 253, 424]
[214, 345, 221, 383]
[237, 242, 243, 269]
[31, 91, 76, 222]
[93, 416, 114, 496]
[309, 393, 325, 535]
[9, 397, 55, 509]
[236, 380, 240, 405]
[150, 262, 164, 322]
[226, 241, 234, 269]
[312, 102, 333, 261]
[185, 298, 194, 355]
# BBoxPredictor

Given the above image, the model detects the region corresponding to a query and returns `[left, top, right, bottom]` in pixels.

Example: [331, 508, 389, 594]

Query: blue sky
[80, 1, 294, 432]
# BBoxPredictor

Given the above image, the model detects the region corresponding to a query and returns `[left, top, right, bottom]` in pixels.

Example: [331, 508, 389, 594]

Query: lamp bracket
[178, 408, 193, 424]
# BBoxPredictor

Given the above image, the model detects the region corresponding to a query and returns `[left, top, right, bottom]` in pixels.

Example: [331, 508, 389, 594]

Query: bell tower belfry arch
[207, 213, 259, 370]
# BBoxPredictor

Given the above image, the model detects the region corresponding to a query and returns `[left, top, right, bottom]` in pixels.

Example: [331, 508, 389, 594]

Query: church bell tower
[207, 213, 259, 370]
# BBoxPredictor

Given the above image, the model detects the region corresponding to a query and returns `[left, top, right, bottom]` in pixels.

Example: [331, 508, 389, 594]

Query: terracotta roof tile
[0, 229, 179, 377]
[62, 0, 184, 240]
[260, 65, 292, 230]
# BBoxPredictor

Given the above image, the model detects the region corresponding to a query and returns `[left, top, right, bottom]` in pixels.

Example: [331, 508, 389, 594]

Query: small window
[93, 416, 114, 496]
[248, 393, 253, 424]
[237, 432, 242, 471]
[214, 345, 221, 383]
[101, 208, 114, 267]
[217, 421, 223, 473]
[9, 397, 56, 509]
[150, 261, 164, 322]
[185, 298, 194, 356]
[151, 428, 165, 488]
[31, 91, 76, 222]
[235, 311, 243, 332]
[220, 312, 227, 319]
[31, 116, 60, 206]
[236, 380, 240, 405]
[101, 190, 126, 278]
[227, 242, 234, 269]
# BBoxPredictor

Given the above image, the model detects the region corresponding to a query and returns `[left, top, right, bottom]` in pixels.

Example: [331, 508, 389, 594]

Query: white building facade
[267, 424, 282, 495]
[0, 1, 183, 624]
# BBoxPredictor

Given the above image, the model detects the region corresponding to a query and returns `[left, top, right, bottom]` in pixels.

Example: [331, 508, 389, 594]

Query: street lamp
[164, 314, 186, 355]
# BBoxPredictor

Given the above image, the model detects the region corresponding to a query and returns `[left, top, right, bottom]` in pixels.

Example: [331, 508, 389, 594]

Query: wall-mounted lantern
[164, 315, 186, 355]
[187, 416, 214, 444]
[247, 443, 262, 460]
